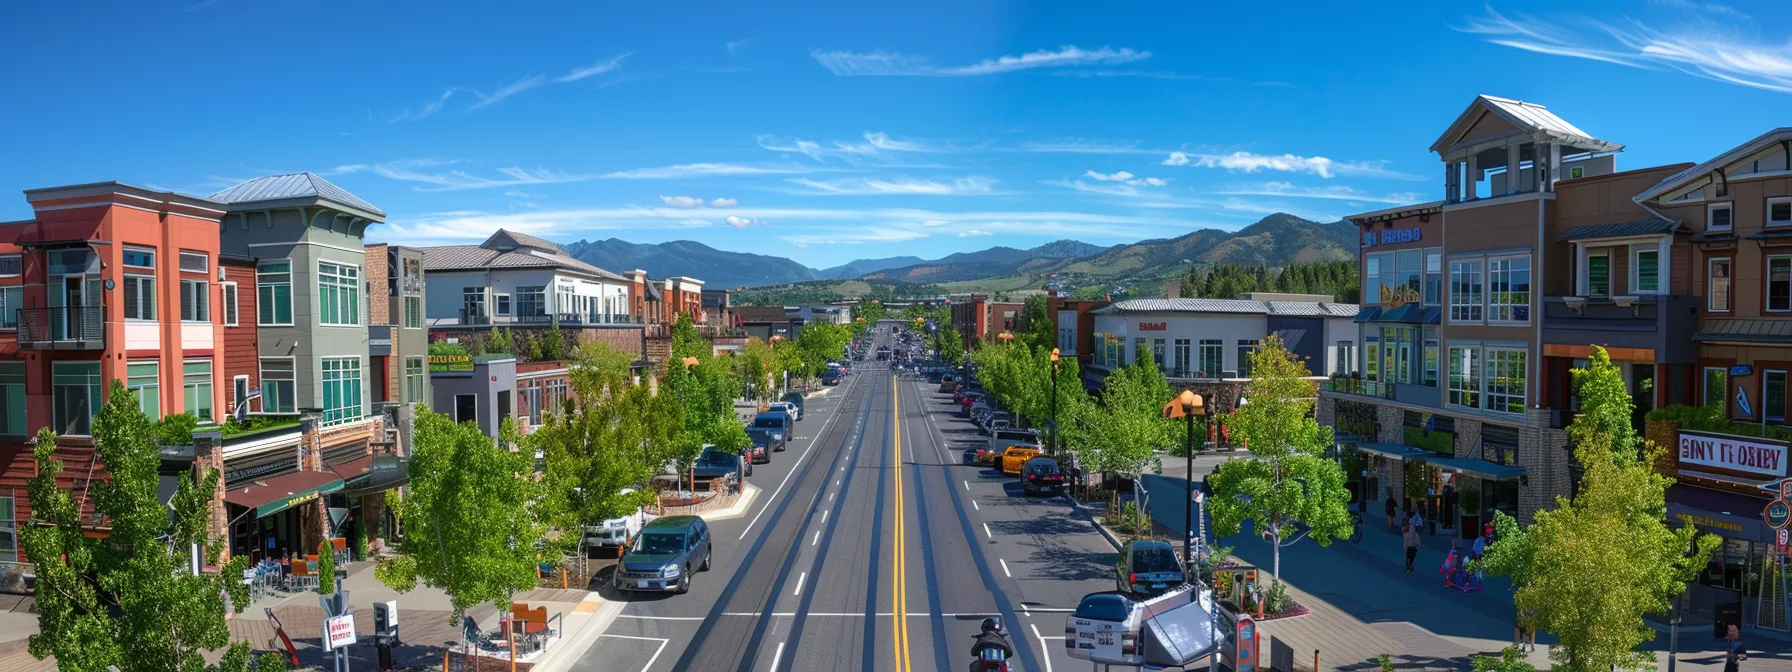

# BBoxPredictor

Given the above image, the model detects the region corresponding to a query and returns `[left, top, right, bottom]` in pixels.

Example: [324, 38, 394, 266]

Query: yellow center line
[891, 374, 912, 672]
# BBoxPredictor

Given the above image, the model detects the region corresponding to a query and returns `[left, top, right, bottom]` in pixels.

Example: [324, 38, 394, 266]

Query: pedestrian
[1725, 623, 1747, 672]
[1409, 508, 1424, 534]
[1471, 528, 1488, 560]
[1514, 605, 1535, 653]
[1385, 495, 1398, 531]
[1402, 523, 1420, 572]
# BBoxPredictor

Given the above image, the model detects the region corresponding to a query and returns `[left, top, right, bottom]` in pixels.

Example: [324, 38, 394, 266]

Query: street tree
[1476, 346, 1717, 671]
[934, 325, 965, 365]
[535, 372, 678, 554]
[1206, 335, 1353, 580]
[1082, 344, 1178, 476]
[1019, 295, 1055, 352]
[377, 409, 543, 623]
[568, 339, 638, 398]
[22, 380, 279, 672]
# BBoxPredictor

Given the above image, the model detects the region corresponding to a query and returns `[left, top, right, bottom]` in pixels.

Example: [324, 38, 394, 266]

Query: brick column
[299, 412, 327, 553]
[193, 430, 229, 562]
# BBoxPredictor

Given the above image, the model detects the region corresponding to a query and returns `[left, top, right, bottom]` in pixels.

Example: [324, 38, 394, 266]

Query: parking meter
[373, 600, 399, 671]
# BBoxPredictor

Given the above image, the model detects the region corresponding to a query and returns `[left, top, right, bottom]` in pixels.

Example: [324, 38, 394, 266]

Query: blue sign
[1731, 365, 1755, 377]
[1362, 228, 1423, 248]
[1738, 386, 1755, 418]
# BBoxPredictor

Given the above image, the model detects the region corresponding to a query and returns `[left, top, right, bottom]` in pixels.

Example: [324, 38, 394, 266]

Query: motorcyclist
[970, 617, 1014, 671]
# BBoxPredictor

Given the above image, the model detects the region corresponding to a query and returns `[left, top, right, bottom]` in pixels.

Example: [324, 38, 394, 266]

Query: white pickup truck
[584, 491, 655, 554]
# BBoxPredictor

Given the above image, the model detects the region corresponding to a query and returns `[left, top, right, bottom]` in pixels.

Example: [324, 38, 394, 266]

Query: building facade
[423, 230, 635, 328]
[1086, 296, 1356, 382]
[365, 243, 430, 454]
[950, 294, 1024, 349]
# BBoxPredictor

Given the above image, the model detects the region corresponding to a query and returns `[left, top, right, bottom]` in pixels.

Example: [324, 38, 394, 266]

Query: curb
[698, 483, 760, 522]
[527, 593, 623, 672]
[1064, 496, 1123, 551]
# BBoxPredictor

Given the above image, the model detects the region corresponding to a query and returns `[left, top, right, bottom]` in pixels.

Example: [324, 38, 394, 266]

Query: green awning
[224, 470, 344, 518]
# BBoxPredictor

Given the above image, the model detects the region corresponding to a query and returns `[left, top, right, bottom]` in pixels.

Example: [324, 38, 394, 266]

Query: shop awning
[1426, 455, 1526, 481]
[1666, 484, 1774, 542]
[1355, 442, 1434, 460]
[224, 471, 344, 518]
[1352, 304, 1441, 325]
[1678, 468, 1777, 490]
[332, 455, 409, 497]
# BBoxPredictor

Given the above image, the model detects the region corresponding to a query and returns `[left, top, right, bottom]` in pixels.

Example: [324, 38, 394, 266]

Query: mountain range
[561, 213, 1356, 291]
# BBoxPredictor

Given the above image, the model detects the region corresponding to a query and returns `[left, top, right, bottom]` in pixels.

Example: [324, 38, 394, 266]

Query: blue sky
[3, 0, 1791, 268]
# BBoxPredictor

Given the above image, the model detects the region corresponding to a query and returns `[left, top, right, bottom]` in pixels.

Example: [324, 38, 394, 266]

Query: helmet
[979, 617, 1002, 633]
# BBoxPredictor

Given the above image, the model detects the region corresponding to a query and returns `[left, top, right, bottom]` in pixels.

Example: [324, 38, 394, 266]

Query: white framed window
[517, 286, 547, 318]
[257, 261, 293, 325]
[1484, 348, 1527, 414]
[179, 279, 208, 322]
[0, 363, 28, 436]
[260, 358, 296, 413]
[122, 246, 155, 269]
[1708, 202, 1733, 232]
[462, 287, 487, 321]
[1770, 197, 1792, 228]
[318, 261, 360, 326]
[1771, 255, 1792, 313]
[1487, 254, 1531, 324]
[404, 357, 426, 403]
[127, 361, 159, 420]
[0, 254, 20, 278]
[322, 357, 363, 426]
[232, 375, 249, 416]
[0, 286, 16, 330]
[221, 282, 239, 326]
[1198, 339, 1223, 376]
[122, 275, 155, 320]
[1447, 347, 1481, 409]
[1336, 340, 1355, 376]
[183, 359, 213, 422]
[1585, 250, 1610, 297]
[403, 296, 423, 329]
[1449, 259, 1483, 322]
[494, 293, 512, 316]
[0, 495, 14, 562]
[178, 251, 208, 273]
[1632, 247, 1661, 294]
[1767, 370, 1788, 424]
[1364, 331, 1380, 382]
[1709, 257, 1732, 312]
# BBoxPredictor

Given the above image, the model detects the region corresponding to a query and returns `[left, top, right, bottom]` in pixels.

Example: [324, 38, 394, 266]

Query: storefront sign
[1362, 227, 1422, 248]
[1677, 513, 1746, 533]
[1679, 431, 1789, 478]
[1139, 322, 1167, 331]
[1767, 500, 1791, 529]
[429, 352, 473, 373]
[1731, 365, 1755, 377]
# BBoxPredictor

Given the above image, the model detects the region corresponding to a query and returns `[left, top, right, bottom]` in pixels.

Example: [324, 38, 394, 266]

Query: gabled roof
[1555, 218, 1682, 242]
[1430, 95, 1621, 155]
[420, 234, 625, 281]
[482, 229, 561, 254]
[209, 172, 386, 220]
[1634, 127, 1792, 204]
[1092, 298, 1359, 318]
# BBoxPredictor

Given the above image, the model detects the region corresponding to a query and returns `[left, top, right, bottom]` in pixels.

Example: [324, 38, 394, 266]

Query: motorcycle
[970, 617, 1014, 671]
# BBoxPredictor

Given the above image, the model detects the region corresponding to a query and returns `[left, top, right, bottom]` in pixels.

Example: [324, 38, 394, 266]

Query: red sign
[1139, 322, 1167, 331]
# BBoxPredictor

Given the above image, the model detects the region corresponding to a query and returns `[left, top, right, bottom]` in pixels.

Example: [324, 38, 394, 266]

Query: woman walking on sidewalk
[1385, 495, 1398, 531]
[1403, 523, 1421, 572]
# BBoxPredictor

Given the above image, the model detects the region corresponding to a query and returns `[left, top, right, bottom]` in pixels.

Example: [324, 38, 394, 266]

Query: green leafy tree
[1206, 335, 1353, 580]
[377, 407, 542, 623]
[1476, 346, 1718, 671]
[317, 540, 337, 595]
[541, 319, 566, 361]
[488, 326, 514, 354]
[535, 367, 678, 560]
[569, 339, 638, 398]
[1082, 344, 1178, 474]
[1019, 295, 1055, 352]
[934, 325, 965, 365]
[22, 381, 259, 672]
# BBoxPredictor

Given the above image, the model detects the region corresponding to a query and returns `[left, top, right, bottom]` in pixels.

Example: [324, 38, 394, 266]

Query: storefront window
[1422, 328, 1439, 387]
[1364, 333, 1379, 382]
[1705, 367, 1728, 408]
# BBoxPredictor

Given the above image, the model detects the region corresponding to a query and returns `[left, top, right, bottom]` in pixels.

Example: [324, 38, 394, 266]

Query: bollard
[1315, 649, 1320, 672]
[443, 650, 450, 672]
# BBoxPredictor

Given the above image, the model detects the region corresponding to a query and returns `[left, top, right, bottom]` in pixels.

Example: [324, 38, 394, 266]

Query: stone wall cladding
[1454, 418, 1482, 458]
[1316, 394, 1335, 428]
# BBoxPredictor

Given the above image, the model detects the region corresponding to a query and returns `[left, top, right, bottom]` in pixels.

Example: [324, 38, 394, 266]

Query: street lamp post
[1049, 348, 1061, 460]
[1161, 390, 1206, 565]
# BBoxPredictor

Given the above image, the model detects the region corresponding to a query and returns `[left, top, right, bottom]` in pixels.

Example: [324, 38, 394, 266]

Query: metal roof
[420, 244, 626, 281]
[483, 229, 562, 253]
[1431, 95, 1621, 154]
[1634, 127, 1792, 203]
[1092, 298, 1359, 318]
[208, 173, 386, 218]
[1555, 218, 1680, 242]
[1695, 319, 1792, 344]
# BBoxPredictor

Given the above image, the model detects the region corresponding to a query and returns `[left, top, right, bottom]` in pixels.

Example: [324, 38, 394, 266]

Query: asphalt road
[583, 327, 1123, 672]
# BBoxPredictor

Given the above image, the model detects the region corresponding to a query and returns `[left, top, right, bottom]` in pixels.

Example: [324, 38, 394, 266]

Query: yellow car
[1000, 446, 1042, 476]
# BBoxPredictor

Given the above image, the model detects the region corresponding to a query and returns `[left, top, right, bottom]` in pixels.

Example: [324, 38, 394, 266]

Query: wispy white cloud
[1050, 70, 1220, 81]
[602, 163, 811, 179]
[339, 159, 597, 191]
[390, 54, 631, 121]
[660, 195, 705, 208]
[1162, 150, 1422, 180]
[812, 45, 1149, 77]
[756, 132, 952, 166]
[1215, 181, 1425, 204]
[1457, 7, 1792, 93]
[862, 132, 943, 153]
[504, 190, 547, 199]
[1083, 170, 1168, 186]
[558, 53, 632, 83]
[726, 215, 767, 228]
[726, 39, 753, 55]
[958, 229, 993, 237]
[786, 176, 997, 196]
[710, 197, 738, 207]
[681, 219, 714, 227]
[1020, 140, 1160, 155]
[922, 219, 950, 227]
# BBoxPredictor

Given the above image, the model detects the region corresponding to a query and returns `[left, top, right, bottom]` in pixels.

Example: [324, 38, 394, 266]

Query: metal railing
[1322, 375, 1396, 400]
[18, 306, 104, 347]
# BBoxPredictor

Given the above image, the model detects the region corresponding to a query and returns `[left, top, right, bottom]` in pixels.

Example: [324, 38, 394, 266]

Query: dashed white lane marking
[738, 375, 860, 541]
[793, 572, 806, 596]
[829, 492, 835, 502]
[972, 500, 980, 511]
[770, 642, 785, 671]
[963, 480, 970, 491]
[812, 530, 821, 546]
[983, 523, 994, 539]
[999, 558, 1012, 578]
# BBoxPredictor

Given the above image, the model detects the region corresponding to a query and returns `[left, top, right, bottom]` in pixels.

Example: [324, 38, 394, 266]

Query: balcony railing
[1322, 375, 1397, 400]
[18, 306, 104, 349]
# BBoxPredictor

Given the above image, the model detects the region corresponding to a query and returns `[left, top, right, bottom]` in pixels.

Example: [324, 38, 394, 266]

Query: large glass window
[1364, 333, 1380, 382]
[1381, 327, 1414, 384]
[322, 357, 364, 426]
[122, 275, 156, 321]
[0, 363, 23, 436]
[184, 360, 213, 422]
[1336, 341, 1355, 376]
[1447, 347, 1481, 409]
[1198, 339, 1223, 376]
[1586, 252, 1610, 297]
[1484, 349, 1527, 414]
[128, 361, 159, 420]
[179, 279, 209, 322]
[1237, 340, 1257, 378]
[405, 357, 426, 403]
[261, 359, 296, 414]
[1705, 367, 1729, 408]
[1424, 250, 1443, 305]
[546, 379, 569, 417]
[257, 261, 292, 325]
[0, 255, 23, 277]
[1151, 338, 1166, 370]
[1771, 256, 1792, 313]
[0, 496, 14, 562]
[404, 296, 423, 329]
[517, 286, 548, 318]
[1709, 258, 1732, 312]
[1635, 249, 1660, 294]
[1450, 260, 1483, 322]
[318, 262, 360, 326]
[523, 384, 543, 425]
[1487, 255, 1531, 323]
[221, 283, 238, 326]
[1422, 328, 1439, 387]
[52, 361, 101, 436]
[1173, 339, 1190, 374]
[0, 286, 20, 329]
[1767, 370, 1787, 424]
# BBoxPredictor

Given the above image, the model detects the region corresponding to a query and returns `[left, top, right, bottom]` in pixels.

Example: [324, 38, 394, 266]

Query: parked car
[974, 445, 1003, 465]
[752, 410, 794, 446]
[939, 374, 958, 392]
[743, 441, 770, 465]
[747, 427, 787, 455]
[769, 401, 801, 421]
[1065, 592, 1144, 666]
[984, 418, 1012, 435]
[1022, 457, 1066, 495]
[583, 490, 650, 556]
[989, 428, 1042, 458]
[1000, 446, 1042, 476]
[613, 516, 712, 594]
[822, 369, 843, 385]
[693, 446, 750, 479]
[1116, 540, 1185, 597]
[780, 392, 806, 420]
